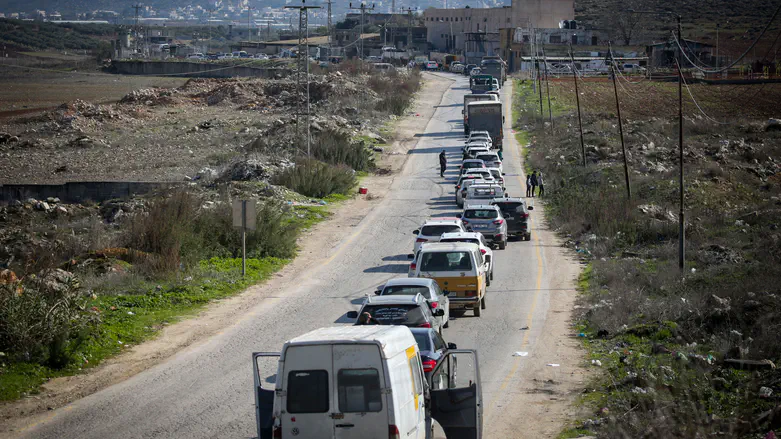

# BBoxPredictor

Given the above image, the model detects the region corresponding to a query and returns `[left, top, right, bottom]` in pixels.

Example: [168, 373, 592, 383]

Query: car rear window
[470, 188, 499, 198]
[360, 304, 427, 325]
[382, 285, 432, 299]
[463, 161, 484, 168]
[287, 370, 329, 413]
[413, 332, 433, 351]
[477, 154, 499, 162]
[421, 225, 461, 236]
[338, 369, 382, 412]
[494, 202, 524, 212]
[419, 251, 473, 272]
[464, 209, 499, 219]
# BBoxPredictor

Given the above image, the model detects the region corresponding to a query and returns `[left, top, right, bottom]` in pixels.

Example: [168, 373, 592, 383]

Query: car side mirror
[434, 309, 445, 317]
[447, 342, 458, 349]
[455, 213, 462, 218]
[502, 172, 506, 176]
[413, 229, 420, 235]
[346, 311, 359, 319]
[407, 254, 415, 259]
[527, 206, 534, 211]
[374, 289, 381, 295]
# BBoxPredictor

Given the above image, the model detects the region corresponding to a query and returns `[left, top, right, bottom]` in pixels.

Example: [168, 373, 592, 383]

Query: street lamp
[628, 9, 686, 274]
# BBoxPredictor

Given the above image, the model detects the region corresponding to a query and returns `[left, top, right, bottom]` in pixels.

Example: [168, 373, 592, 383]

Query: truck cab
[253, 326, 483, 439]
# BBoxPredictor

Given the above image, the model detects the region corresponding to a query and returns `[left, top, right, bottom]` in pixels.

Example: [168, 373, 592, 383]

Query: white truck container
[253, 326, 482, 439]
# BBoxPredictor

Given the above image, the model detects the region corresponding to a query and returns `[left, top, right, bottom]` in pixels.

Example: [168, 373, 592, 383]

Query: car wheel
[499, 240, 506, 250]
[481, 296, 486, 309]
[473, 303, 481, 317]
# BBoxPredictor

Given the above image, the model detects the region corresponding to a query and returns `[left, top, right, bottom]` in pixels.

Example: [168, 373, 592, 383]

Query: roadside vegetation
[0, 67, 420, 401]
[513, 78, 781, 437]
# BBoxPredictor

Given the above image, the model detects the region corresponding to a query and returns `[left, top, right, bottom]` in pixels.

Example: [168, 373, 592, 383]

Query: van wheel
[474, 303, 482, 317]
[481, 297, 486, 309]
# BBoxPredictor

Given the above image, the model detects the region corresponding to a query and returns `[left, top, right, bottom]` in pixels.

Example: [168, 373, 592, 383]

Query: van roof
[284, 326, 415, 359]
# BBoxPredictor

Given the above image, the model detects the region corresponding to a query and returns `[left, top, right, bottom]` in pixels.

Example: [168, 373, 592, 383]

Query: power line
[671, 0, 781, 73]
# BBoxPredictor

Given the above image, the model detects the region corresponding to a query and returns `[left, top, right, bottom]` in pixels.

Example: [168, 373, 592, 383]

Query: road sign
[232, 199, 257, 276]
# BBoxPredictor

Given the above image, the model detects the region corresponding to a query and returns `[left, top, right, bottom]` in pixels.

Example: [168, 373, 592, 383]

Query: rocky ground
[0, 70, 392, 184]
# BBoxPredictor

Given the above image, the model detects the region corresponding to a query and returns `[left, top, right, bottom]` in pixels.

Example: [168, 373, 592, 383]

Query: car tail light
[389, 425, 400, 439]
[522, 213, 529, 218]
[465, 290, 477, 297]
[410, 263, 417, 271]
[419, 322, 432, 328]
[495, 234, 504, 240]
[416, 238, 427, 243]
[456, 185, 461, 189]
[493, 219, 504, 225]
[430, 301, 439, 308]
[422, 359, 437, 373]
[480, 249, 486, 254]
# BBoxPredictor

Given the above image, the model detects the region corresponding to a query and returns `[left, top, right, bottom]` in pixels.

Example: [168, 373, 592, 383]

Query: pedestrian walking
[525, 174, 532, 197]
[439, 149, 447, 177]
[537, 172, 545, 197]
[530, 171, 538, 197]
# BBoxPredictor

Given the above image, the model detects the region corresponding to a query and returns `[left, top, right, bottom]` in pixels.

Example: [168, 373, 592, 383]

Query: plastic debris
[513, 352, 529, 357]
[591, 359, 602, 367]
[547, 363, 560, 367]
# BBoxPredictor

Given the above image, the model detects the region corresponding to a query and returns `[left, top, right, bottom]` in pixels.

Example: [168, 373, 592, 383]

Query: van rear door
[332, 344, 390, 439]
[253, 352, 281, 439]
[428, 349, 483, 439]
[281, 345, 335, 438]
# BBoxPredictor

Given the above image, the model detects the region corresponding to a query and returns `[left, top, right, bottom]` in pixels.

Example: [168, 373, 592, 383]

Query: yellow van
[409, 242, 489, 317]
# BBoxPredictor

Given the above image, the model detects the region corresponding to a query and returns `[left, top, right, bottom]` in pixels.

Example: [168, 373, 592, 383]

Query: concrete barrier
[108, 60, 292, 79]
[0, 181, 182, 203]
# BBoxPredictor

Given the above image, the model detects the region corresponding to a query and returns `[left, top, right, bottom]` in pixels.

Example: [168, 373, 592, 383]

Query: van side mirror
[527, 206, 534, 211]
[448, 343, 458, 349]
[413, 229, 420, 235]
[434, 309, 445, 317]
[346, 311, 359, 319]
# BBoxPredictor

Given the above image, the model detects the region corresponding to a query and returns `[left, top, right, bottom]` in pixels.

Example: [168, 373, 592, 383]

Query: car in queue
[460, 158, 487, 175]
[475, 151, 503, 173]
[409, 242, 489, 317]
[458, 204, 508, 250]
[412, 218, 466, 252]
[463, 183, 506, 210]
[486, 167, 506, 187]
[375, 277, 450, 329]
[410, 327, 458, 385]
[349, 293, 445, 333]
[439, 232, 494, 285]
[456, 177, 494, 207]
[491, 197, 533, 241]
[464, 145, 491, 161]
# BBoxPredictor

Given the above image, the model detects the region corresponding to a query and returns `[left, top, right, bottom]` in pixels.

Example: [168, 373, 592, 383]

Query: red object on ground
[358, 187, 368, 194]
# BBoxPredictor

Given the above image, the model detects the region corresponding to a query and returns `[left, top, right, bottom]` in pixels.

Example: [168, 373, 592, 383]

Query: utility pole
[676, 14, 685, 273]
[350, 2, 375, 60]
[608, 42, 631, 200]
[541, 43, 553, 127]
[326, 0, 333, 51]
[247, 3, 253, 42]
[402, 7, 415, 51]
[207, 8, 214, 54]
[133, 4, 142, 55]
[285, 0, 320, 157]
[569, 43, 586, 167]
[536, 33, 543, 118]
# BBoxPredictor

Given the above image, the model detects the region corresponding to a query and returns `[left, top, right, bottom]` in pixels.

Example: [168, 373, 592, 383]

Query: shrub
[312, 129, 374, 171]
[0, 274, 94, 368]
[273, 158, 356, 198]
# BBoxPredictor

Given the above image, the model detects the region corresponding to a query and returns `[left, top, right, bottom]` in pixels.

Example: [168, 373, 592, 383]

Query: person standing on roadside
[537, 172, 545, 197]
[439, 150, 447, 177]
[530, 171, 538, 197]
[525, 174, 532, 197]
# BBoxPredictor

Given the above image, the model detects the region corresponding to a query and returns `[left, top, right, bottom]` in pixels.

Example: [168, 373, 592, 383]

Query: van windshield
[382, 285, 432, 299]
[359, 304, 427, 325]
[464, 209, 499, 219]
[421, 225, 461, 236]
[419, 251, 473, 272]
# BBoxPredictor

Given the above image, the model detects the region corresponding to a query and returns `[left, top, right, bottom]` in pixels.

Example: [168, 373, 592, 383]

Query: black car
[491, 197, 533, 241]
[409, 327, 457, 381]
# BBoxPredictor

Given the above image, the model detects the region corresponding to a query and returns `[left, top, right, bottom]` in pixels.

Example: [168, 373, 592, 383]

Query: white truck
[253, 326, 482, 439]
[466, 101, 504, 150]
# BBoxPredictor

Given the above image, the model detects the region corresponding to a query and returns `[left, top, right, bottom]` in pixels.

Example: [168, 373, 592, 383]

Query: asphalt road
[19, 74, 557, 439]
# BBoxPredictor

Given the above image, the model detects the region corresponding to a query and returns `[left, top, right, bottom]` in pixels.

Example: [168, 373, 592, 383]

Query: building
[423, 0, 574, 53]
[646, 38, 714, 68]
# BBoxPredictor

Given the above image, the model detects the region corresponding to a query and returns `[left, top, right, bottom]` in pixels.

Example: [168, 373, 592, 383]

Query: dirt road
[2, 73, 586, 438]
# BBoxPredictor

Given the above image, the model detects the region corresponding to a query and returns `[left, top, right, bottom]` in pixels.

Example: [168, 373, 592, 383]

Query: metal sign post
[233, 199, 257, 277]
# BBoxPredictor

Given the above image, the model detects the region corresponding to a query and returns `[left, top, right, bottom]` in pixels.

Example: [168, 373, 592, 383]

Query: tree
[600, 0, 646, 46]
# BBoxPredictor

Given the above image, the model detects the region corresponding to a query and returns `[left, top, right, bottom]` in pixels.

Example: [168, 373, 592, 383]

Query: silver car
[458, 204, 508, 250]
[375, 277, 450, 329]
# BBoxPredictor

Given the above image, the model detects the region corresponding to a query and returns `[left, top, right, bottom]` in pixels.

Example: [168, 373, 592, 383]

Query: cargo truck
[463, 93, 499, 135]
[479, 61, 506, 87]
[466, 101, 504, 150]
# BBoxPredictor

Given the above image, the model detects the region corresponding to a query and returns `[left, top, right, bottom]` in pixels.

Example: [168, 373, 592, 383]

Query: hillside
[0, 18, 113, 52]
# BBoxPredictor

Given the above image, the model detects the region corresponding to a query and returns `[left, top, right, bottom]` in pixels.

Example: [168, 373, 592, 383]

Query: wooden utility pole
[570, 43, 586, 166]
[608, 42, 631, 200]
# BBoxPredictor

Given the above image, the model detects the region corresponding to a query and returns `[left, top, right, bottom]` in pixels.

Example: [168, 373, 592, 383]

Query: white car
[467, 130, 492, 143]
[450, 63, 465, 73]
[439, 232, 494, 285]
[470, 67, 481, 76]
[460, 158, 487, 175]
[188, 53, 205, 59]
[486, 167, 506, 187]
[456, 177, 494, 207]
[464, 168, 493, 181]
[463, 183, 506, 210]
[426, 61, 439, 70]
[465, 146, 491, 160]
[474, 151, 503, 173]
[375, 277, 450, 329]
[412, 218, 466, 252]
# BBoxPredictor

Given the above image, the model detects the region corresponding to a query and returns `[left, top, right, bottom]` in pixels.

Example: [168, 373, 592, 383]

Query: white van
[253, 326, 483, 439]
